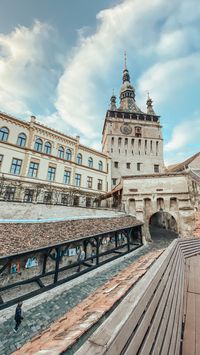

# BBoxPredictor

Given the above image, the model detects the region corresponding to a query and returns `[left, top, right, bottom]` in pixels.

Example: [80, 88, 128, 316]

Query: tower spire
[146, 92, 156, 115]
[110, 89, 116, 110]
[122, 52, 130, 83]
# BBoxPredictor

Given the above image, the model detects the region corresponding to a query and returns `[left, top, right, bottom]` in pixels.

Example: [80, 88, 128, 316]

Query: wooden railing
[76, 238, 200, 355]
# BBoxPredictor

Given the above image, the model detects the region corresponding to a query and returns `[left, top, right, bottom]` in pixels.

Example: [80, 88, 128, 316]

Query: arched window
[17, 133, 27, 147]
[34, 138, 43, 152]
[77, 153, 82, 164]
[44, 141, 52, 155]
[58, 146, 64, 159]
[88, 157, 93, 168]
[98, 161, 103, 171]
[0, 127, 9, 142]
[66, 148, 72, 161]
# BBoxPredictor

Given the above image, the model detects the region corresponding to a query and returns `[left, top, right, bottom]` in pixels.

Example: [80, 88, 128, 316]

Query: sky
[0, 0, 199, 165]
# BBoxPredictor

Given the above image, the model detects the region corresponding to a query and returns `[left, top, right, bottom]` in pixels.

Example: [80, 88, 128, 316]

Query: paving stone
[0, 234, 174, 355]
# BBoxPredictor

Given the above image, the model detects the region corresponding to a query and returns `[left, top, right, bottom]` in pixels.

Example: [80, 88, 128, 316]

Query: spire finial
[146, 91, 156, 115]
[124, 50, 127, 69]
[110, 89, 116, 110]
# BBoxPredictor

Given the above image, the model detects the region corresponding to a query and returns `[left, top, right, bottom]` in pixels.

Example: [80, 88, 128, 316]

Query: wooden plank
[183, 292, 196, 355]
[168, 258, 184, 354]
[175, 263, 185, 355]
[137, 250, 181, 355]
[150, 252, 182, 355]
[161, 253, 184, 354]
[195, 293, 200, 355]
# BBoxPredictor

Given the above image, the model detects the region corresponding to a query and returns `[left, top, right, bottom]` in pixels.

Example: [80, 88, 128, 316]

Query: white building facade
[0, 112, 111, 207]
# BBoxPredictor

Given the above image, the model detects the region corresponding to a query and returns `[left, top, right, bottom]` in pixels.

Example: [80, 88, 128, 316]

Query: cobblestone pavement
[0, 230, 175, 355]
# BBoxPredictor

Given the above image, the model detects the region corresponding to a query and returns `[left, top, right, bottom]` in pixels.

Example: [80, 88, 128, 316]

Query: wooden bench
[76, 238, 200, 355]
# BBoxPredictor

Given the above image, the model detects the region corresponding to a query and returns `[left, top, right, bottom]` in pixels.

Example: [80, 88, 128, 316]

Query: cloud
[54, 0, 176, 139]
[137, 53, 200, 106]
[164, 118, 200, 152]
[0, 0, 199, 160]
[0, 20, 62, 116]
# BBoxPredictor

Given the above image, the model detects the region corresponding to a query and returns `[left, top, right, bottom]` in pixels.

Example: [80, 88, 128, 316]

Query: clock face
[120, 124, 132, 135]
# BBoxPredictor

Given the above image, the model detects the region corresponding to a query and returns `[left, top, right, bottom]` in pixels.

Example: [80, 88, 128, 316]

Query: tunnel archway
[149, 210, 178, 243]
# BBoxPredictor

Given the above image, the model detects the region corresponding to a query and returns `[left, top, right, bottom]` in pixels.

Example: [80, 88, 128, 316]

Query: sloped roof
[167, 152, 200, 172]
[0, 215, 142, 257]
[99, 182, 123, 200]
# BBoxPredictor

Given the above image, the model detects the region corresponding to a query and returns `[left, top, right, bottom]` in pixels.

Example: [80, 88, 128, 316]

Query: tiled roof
[0, 215, 142, 257]
[167, 152, 200, 172]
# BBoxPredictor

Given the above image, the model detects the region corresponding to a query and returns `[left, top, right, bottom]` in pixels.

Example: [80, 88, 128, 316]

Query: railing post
[54, 247, 60, 284]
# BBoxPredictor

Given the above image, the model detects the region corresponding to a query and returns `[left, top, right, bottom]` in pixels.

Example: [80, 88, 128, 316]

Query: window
[98, 179, 103, 190]
[17, 133, 26, 147]
[0, 155, 3, 170]
[150, 140, 153, 152]
[44, 191, 52, 204]
[24, 189, 34, 202]
[77, 153, 82, 164]
[86, 197, 92, 207]
[10, 158, 22, 175]
[88, 157, 93, 168]
[28, 162, 39, 177]
[125, 138, 128, 145]
[66, 148, 72, 161]
[87, 176, 93, 188]
[0, 127, 9, 141]
[98, 160, 103, 171]
[135, 126, 142, 137]
[64, 170, 71, 184]
[156, 141, 159, 155]
[74, 195, 79, 206]
[127, 163, 131, 169]
[4, 186, 16, 201]
[44, 141, 51, 155]
[111, 137, 114, 145]
[131, 138, 134, 146]
[154, 164, 159, 173]
[58, 146, 64, 159]
[75, 173, 81, 187]
[112, 178, 117, 185]
[114, 161, 118, 168]
[118, 137, 122, 146]
[34, 138, 43, 152]
[145, 140, 147, 154]
[47, 166, 56, 181]
[138, 139, 141, 149]
[61, 194, 69, 205]
[137, 163, 141, 171]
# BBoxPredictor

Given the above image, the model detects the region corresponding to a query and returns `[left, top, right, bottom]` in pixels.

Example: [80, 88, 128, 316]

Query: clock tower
[102, 57, 165, 187]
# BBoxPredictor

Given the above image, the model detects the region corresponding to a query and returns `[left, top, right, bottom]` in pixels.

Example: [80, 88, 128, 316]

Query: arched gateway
[149, 210, 178, 242]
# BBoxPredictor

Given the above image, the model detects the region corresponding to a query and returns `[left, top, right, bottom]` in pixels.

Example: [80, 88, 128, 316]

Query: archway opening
[149, 211, 178, 244]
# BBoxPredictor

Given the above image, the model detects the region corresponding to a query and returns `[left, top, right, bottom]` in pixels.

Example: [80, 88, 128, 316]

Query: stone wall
[0, 202, 124, 220]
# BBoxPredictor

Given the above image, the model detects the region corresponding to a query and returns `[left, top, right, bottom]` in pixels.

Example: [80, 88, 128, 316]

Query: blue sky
[0, 0, 199, 165]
